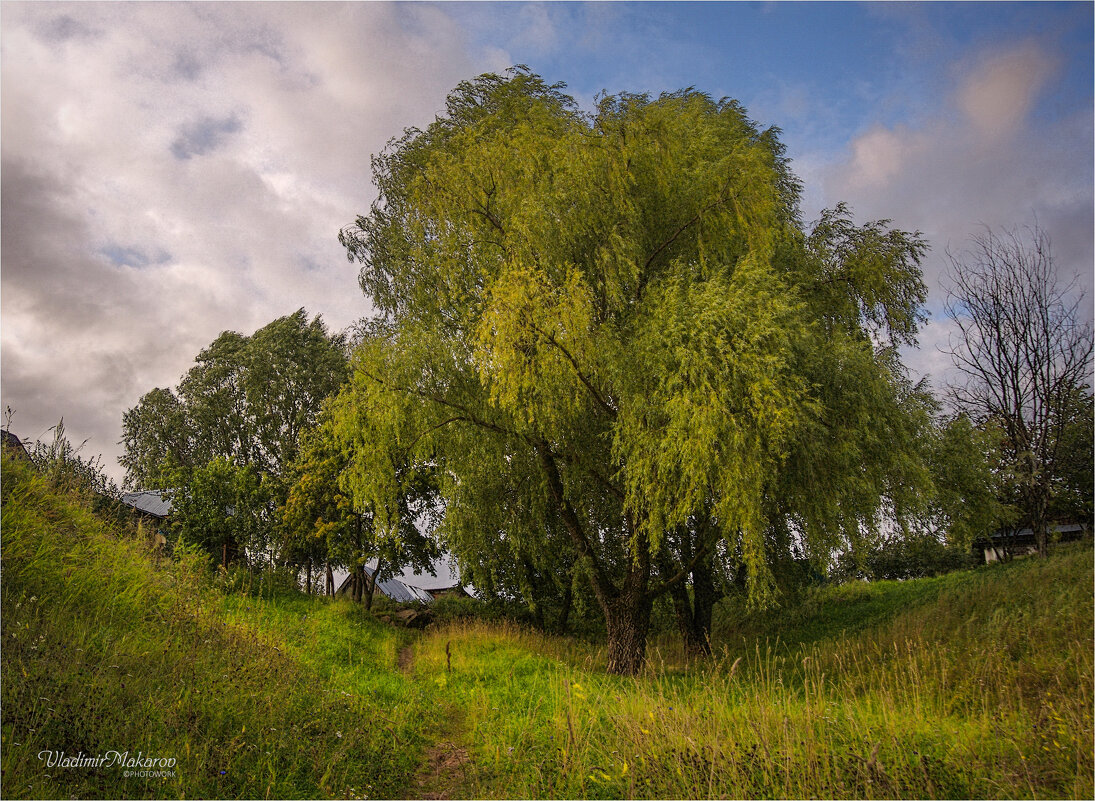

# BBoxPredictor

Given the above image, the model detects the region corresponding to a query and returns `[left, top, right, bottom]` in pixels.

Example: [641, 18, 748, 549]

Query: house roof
[120, 490, 173, 518]
[990, 522, 1086, 541]
[337, 566, 446, 604]
[2, 430, 32, 460]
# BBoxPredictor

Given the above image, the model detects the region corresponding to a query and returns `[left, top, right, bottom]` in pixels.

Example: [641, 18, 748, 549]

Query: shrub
[831, 533, 976, 582]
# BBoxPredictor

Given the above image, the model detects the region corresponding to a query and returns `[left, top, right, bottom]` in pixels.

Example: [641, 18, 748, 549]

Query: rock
[394, 607, 432, 629]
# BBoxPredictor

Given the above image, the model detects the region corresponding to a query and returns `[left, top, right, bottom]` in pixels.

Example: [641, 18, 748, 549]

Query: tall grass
[3, 448, 1091, 799]
[410, 547, 1093, 799]
[1, 453, 424, 799]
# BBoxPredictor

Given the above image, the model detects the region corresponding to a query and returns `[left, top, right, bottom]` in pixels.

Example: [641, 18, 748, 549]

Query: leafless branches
[943, 223, 1093, 552]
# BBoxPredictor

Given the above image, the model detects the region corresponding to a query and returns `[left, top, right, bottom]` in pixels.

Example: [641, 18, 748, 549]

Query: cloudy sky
[2, 1, 1092, 484]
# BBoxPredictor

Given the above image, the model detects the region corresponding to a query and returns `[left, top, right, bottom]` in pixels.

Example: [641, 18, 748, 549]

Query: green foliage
[425, 594, 507, 625]
[121, 309, 349, 565]
[921, 412, 1011, 545]
[167, 456, 271, 567]
[279, 413, 356, 573]
[831, 533, 977, 583]
[338, 68, 937, 670]
[1048, 385, 1094, 527]
[323, 381, 442, 589]
[122, 309, 348, 486]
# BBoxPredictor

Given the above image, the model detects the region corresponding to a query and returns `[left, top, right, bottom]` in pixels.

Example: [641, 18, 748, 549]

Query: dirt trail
[398, 642, 472, 800]
[398, 643, 415, 673]
[413, 733, 471, 800]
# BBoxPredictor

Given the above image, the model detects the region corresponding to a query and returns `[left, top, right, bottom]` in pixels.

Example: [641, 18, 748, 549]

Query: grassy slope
[3, 449, 1092, 799]
[411, 547, 1094, 799]
[1, 453, 426, 799]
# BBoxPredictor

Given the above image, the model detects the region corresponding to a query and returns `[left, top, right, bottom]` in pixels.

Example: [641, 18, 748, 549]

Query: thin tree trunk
[1035, 520, 1049, 557]
[326, 562, 334, 596]
[689, 556, 719, 656]
[523, 558, 546, 630]
[364, 558, 381, 611]
[557, 579, 573, 635]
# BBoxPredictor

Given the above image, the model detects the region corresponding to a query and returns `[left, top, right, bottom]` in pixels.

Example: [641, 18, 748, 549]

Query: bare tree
[944, 224, 1093, 556]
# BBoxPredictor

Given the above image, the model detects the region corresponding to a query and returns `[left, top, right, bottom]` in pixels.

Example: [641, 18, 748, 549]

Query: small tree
[121, 309, 349, 565]
[279, 425, 344, 594]
[944, 224, 1094, 555]
[282, 388, 441, 609]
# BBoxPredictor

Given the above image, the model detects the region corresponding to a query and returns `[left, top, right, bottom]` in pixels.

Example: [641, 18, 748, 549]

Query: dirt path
[398, 642, 473, 800]
[398, 643, 415, 673]
[413, 730, 472, 800]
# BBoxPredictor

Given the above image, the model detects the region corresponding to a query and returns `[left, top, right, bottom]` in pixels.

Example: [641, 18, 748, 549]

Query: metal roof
[990, 522, 1086, 540]
[120, 490, 173, 518]
[336, 566, 447, 604]
[1, 430, 32, 459]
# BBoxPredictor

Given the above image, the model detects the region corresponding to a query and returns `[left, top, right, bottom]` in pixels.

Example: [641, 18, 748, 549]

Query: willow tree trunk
[667, 581, 711, 658]
[605, 590, 653, 675]
[535, 439, 653, 675]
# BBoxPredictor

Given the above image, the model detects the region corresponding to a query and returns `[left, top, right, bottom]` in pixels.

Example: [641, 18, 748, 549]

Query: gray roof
[990, 522, 1086, 540]
[2, 430, 31, 459]
[120, 490, 172, 518]
[337, 566, 447, 604]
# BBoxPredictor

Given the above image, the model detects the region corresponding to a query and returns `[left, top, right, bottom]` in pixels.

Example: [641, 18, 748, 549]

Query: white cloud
[817, 40, 1092, 302]
[844, 125, 921, 189]
[954, 42, 1057, 140]
[1, 2, 491, 480]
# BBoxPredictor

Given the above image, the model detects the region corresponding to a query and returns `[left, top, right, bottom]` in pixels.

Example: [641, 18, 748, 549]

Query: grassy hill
[2, 449, 1092, 799]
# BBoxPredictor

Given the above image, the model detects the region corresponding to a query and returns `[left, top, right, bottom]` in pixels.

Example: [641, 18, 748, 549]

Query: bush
[216, 563, 303, 600]
[429, 593, 504, 624]
[831, 533, 975, 582]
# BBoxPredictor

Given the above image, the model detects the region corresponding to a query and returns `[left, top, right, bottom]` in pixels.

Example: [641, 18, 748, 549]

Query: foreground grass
[3, 449, 1092, 798]
[1, 453, 424, 799]
[410, 547, 1093, 799]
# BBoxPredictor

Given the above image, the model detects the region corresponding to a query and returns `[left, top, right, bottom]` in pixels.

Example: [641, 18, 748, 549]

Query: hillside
[1, 452, 426, 799]
[2, 449, 1092, 799]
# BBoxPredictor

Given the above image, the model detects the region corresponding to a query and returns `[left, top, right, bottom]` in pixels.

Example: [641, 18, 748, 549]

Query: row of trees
[121, 69, 1092, 675]
[120, 309, 442, 605]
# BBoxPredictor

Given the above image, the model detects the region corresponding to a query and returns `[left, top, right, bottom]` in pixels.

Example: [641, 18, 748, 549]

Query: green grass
[410, 548, 1093, 799]
[3, 448, 1092, 798]
[1, 453, 426, 799]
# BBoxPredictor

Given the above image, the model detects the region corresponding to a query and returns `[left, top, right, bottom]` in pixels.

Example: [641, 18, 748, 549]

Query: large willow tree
[339, 69, 932, 674]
